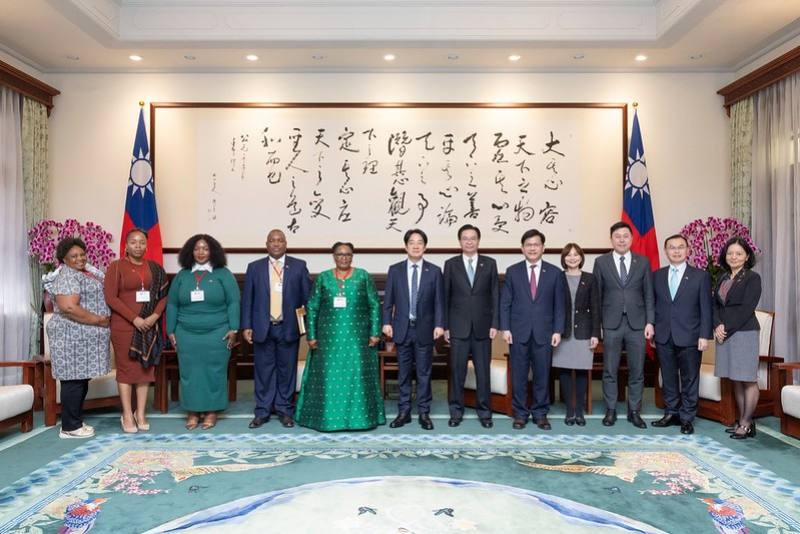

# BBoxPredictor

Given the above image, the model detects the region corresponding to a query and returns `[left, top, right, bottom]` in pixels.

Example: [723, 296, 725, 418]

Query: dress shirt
[191, 263, 213, 273]
[525, 260, 541, 283]
[612, 251, 632, 280]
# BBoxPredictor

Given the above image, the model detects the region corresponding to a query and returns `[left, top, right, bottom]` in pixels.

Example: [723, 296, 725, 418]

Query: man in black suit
[500, 229, 565, 430]
[651, 234, 712, 435]
[592, 221, 655, 428]
[382, 229, 445, 430]
[443, 224, 499, 428]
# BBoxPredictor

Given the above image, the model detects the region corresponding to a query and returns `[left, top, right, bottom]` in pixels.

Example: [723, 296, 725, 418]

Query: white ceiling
[1, 0, 799, 73]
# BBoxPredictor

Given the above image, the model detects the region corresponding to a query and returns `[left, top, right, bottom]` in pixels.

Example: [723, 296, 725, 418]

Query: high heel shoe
[120, 416, 138, 434]
[724, 420, 739, 434]
[564, 416, 576, 426]
[133, 412, 150, 431]
[575, 414, 586, 426]
[730, 424, 756, 440]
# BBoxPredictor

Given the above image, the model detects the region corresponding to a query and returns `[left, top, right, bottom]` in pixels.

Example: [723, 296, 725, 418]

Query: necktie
[467, 258, 475, 287]
[669, 267, 679, 300]
[270, 260, 283, 321]
[619, 256, 628, 284]
[530, 264, 538, 300]
[410, 264, 419, 320]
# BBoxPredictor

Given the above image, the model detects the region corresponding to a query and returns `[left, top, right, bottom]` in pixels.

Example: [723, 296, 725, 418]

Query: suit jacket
[562, 271, 601, 340]
[240, 255, 310, 343]
[592, 251, 655, 330]
[500, 260, 565, 345]
[382, 259, 444, 345]
[443, 254, 499, 340]
[653, 265, 713, 346]
[713, 269, 761, 337]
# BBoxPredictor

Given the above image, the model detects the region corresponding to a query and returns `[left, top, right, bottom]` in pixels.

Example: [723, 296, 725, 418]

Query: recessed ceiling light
[447, 53, 459, 61]
[572, 53, 585, 60]
[66, 55, 80, 61]
[246, 54, 259, 61]
[129, 54, 143, 62]
[311, 54, 326, 61]
[689, 53, 704, 61]
[183, 54, 196, 61]
[508, 54, 521, 62]
[383, 53, 396, 61]
[635, 54, 648, 62]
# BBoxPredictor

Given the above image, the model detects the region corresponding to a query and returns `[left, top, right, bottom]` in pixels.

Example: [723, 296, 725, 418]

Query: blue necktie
[669, 266, 679, 300]
[411, 264, 419, 320]
[467, 258, 475, 287]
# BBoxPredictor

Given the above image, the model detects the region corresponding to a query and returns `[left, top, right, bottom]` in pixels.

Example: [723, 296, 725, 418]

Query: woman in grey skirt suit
[552, 243, 600, 426]
[713, 237, 761, 440]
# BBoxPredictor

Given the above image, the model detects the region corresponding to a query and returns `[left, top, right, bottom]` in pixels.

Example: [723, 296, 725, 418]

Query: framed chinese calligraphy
[151, 103, 626, 252]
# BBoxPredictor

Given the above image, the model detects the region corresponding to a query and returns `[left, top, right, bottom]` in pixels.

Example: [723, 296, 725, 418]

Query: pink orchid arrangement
[28, 219, 116, 271]
[680, 217, 759, 283]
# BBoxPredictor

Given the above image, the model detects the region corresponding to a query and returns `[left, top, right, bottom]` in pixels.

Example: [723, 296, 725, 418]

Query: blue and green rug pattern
[1, 433, 798, 533]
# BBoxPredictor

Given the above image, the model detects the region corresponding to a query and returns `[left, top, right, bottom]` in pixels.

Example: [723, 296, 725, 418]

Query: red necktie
[530, 264, 538, 299]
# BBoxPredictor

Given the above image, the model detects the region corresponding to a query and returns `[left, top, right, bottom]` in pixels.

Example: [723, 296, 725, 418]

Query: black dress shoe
[651, 414, 681, 428]
[248, 416, 269, 429]
[564, 416, 576, 426]
[479, 418, 494, 429]
[680, 422, 694, 435]
[535, 417, 552, 430]
[575, 414, 586, 426]
[448, 416, 463, 427]
[627, 411, 647, 429]
[602, 410, 617, 427]
[390, 412, 412, 428]
[512, 418, 527, 430]
[418, 414, 434, 430]
[278, 414, 295, 428]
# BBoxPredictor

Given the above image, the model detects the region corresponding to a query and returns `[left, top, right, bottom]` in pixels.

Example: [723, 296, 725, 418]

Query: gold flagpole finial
[139, 101, 145, 107]
[632, 101, 639, 109]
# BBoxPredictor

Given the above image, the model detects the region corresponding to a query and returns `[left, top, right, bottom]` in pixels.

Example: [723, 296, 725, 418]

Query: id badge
[333, 296, 347, 308]
[136, 290, 150, 303]
[191, 289, 205, 302]
[274, 282, 283, 293]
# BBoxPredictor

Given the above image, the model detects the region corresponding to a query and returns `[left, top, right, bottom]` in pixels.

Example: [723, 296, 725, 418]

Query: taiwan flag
[120, 107, 163, 265]
[621, 110, 659, 272]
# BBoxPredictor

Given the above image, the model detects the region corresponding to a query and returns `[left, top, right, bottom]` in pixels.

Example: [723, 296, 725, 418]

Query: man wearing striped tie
[651, 234, 712, 435]
[443, 224, 499, 428]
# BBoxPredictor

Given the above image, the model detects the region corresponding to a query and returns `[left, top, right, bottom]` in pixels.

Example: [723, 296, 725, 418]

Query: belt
[409, 319, 416, 327]
[270, 319, 283, 325]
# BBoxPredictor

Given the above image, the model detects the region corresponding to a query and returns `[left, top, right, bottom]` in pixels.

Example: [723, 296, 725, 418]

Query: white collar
[612, 251, 631, 261]
[462, 253, 478, 262]
[407, 258, 423, 268]
[669, 262, 687, 271]
[526, 260, 541, 270]
[269, 255, 286, 265]
[192, 263, 213, 273]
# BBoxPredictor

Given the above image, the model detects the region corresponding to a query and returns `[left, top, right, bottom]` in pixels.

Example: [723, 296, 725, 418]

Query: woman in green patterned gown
[296, 242, 386, 431]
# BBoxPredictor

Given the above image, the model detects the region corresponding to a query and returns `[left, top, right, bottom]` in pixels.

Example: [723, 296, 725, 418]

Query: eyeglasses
[666, 246, 687, 251]
[334, 253, 353, 257]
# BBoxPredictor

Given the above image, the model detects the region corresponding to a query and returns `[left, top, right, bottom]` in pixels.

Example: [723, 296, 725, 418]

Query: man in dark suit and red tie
[241, 229, 310, 429]
[443, 224, 499, 428]
[651, 234, 712, 435]
[500, 229, 565, 430]
[382, 229, 445, 430]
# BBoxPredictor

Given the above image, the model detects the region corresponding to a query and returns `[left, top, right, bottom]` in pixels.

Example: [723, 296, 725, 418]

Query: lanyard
[271, 260, 284, 282]
[193, 271, 208, 289]
[129, 261, 146, 290]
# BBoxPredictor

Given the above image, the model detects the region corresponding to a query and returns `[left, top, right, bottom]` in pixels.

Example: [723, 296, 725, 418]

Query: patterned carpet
[1, 433, 799, 533]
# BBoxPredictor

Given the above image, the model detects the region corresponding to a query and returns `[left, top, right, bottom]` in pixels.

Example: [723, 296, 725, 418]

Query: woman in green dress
[296, 242, 386, 431]
[166, 235, 240, 430]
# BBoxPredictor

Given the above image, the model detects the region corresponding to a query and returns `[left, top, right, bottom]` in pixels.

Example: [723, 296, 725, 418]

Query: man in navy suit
[382, 229, 444, 430]
[500, 229, 565, 430]
[241, 229, 310, 429]
[651, 234, 712, 435]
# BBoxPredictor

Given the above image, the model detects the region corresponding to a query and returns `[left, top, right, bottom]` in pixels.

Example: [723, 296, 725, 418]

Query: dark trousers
[656, 336, 702, 423]
[559, 368, 589, 417]
[510, 337, 552, 419]
[602, 315, 646, 412]
[60, 379, 89, 431]
[254, 322, 300, 418]
[396, 326, 433, 415]
[449, 332, 492, 419]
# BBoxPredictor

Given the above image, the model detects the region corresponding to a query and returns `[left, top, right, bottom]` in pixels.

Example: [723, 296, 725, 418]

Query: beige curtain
[751, 73, 800, 364]
[729, 98, 753, 228]
[22, 97, 48, 357]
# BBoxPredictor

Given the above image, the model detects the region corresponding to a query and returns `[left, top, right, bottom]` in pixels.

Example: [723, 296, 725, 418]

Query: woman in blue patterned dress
[45, 238, 111, 439]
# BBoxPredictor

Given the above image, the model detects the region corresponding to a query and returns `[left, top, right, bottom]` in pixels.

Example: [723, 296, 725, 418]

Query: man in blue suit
[500, 229, 565, 430]
[382, 229, 445, 430]
[241, 229, 310, 429]
[651, 234, 712, 435]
